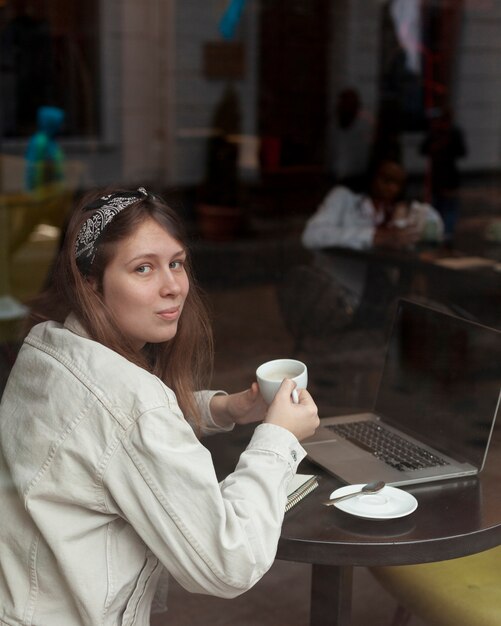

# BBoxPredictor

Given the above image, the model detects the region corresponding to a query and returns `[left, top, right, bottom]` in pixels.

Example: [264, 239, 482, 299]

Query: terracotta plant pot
[196, 203, 243, 241]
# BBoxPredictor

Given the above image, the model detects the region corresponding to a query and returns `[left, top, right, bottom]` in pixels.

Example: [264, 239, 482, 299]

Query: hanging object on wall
[203, 42, 245, 79]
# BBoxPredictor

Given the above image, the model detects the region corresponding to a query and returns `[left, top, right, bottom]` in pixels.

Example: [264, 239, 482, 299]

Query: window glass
[0, 0, 99, 138]
[1, 0, 501, 409]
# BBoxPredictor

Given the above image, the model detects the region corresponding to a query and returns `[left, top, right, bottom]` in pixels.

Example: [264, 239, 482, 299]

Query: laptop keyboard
[326, 421, 449, 472]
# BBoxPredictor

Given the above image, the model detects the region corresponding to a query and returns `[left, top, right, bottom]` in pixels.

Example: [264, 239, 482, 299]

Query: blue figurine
[25, 106, 65, 191]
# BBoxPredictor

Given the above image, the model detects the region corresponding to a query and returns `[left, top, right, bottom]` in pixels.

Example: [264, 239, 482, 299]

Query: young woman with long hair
[0, 187, 319, 625]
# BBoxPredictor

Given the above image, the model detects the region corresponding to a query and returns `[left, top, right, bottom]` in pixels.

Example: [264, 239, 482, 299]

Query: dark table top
[320, 244, 501, 328]
[277, 426, 501, 568]
[322, 243, 501, 277]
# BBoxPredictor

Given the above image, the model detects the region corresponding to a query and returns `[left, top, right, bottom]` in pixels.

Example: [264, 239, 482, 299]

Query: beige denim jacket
[0, 316, 305, 626]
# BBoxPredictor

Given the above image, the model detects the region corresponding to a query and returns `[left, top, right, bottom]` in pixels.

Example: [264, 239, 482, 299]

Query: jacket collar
[64, 313, 90, 339]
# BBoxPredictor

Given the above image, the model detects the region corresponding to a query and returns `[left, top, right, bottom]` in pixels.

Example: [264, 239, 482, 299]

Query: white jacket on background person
[301, 185, 444, 305]
[302, 185, 443, 251]
[0, 315, 305, 626]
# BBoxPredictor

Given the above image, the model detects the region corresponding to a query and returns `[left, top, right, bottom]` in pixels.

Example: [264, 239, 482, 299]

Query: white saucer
[328, 484, 418, 520]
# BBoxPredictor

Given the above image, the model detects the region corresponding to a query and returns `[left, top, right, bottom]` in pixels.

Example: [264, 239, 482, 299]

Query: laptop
[304, 299, 501, 487]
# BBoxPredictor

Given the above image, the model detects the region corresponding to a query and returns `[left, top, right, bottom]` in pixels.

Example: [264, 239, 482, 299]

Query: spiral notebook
[286, 474, 318, 512]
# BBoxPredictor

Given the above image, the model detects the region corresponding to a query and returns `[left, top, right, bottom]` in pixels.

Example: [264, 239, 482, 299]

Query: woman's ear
[87, 276, 99, 293]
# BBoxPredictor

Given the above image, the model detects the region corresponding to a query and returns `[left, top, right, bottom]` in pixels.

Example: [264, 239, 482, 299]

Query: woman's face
[371, 161, 406, 204]
[101, 217, 189, 349]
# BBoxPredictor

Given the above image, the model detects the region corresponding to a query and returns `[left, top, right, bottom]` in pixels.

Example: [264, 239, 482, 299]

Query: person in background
[25, 105, 65, 191]
[328, 88, 375, 191]
[420, 105, 467, 242]
[302, 158, 444, 325]
[0, 187, 319, 625]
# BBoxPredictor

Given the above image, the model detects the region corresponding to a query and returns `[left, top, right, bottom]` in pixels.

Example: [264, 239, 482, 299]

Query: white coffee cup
[256, 358, 308, 405]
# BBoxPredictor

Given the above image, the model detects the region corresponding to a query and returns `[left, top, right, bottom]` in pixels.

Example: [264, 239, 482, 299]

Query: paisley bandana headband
[75, 187, 148, 273]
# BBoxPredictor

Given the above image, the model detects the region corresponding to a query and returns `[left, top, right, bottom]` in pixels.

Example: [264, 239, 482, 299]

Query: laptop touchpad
[306, 440, 363, 461]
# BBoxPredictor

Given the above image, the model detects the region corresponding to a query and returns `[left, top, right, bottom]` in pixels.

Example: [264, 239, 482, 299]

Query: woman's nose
[159, 270, 181, 296]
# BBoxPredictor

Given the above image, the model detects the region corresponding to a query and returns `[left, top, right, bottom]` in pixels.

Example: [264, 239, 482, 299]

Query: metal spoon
[322, 481, 386, 506]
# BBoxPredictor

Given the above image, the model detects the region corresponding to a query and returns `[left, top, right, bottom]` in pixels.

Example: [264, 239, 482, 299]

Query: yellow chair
[4, 185, 73, 254]
[371, 545, 501, 626]
[0, 185, 74, 321]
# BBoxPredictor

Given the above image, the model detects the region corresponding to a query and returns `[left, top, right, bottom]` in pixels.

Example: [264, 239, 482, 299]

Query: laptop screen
[374, 300, 501, 468]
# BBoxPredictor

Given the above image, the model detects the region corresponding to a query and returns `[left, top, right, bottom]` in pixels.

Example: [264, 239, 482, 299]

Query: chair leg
[390, 604, 413, 626]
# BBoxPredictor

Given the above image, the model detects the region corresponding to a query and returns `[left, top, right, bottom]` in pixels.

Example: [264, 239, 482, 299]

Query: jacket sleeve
[410, 201, 445, 241]
[421, 202, 444, 227]
[302, 186, 374, 250]
[101, 402, 305, 598]
[194, 390, 235, 436]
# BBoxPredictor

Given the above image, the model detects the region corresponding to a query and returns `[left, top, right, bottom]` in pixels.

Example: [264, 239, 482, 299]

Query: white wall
[329, 0, 381, 113]
[7, 0, 501, 190]
[170, 0, 259, 186]
[114, 0, 501, 185]
[327, 0, 501, 175]
[121, 0, 169, 183]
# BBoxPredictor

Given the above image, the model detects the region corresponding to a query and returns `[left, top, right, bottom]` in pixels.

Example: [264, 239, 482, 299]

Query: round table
[277, 433, 501, 626]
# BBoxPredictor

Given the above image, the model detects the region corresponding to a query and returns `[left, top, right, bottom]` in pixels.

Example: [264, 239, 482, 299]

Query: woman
[0, 187, 319, 625]
[301, 159, 444, 326]
[302, 159, 443, 253]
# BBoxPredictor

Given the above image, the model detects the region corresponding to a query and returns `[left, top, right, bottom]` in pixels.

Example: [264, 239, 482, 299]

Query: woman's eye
[136, 265, 152, 274]
[170, 260, 184, 270]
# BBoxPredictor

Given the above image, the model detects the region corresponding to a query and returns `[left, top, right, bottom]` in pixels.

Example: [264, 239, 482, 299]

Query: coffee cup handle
[292, 389, 299, 404]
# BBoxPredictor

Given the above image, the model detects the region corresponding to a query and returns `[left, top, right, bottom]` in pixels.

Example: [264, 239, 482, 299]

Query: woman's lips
[156, 306, 180, 321]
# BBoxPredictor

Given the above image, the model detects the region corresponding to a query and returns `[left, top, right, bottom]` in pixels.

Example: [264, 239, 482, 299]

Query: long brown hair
[26, 188, 214, 430]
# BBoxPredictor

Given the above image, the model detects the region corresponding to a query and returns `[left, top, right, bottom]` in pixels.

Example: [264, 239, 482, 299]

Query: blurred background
[1, 0, 501, 401]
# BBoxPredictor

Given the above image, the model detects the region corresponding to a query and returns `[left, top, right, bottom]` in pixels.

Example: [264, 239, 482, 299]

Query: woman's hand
[264, 379, 319, 442]
[211, 380, 320, 441]
[210, 383, 268, 428]
[373, 224, 420, 250]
